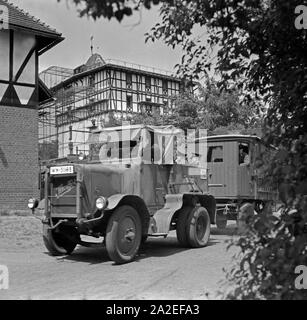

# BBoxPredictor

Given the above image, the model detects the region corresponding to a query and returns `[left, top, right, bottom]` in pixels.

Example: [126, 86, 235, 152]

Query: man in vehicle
[239, 145, 250, 165]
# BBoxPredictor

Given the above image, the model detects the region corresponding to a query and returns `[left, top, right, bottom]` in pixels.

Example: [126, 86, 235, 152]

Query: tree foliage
[130, 80, 261, 134]
[64, 0, 307, 299]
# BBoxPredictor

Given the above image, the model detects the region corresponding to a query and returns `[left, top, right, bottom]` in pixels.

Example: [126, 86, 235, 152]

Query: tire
[105, 205, 142, 264]
[176, 206, 193, 247]
[43, 224, 77, 256]
[216, 213, 227, 229]
[186, 207, 211, 247]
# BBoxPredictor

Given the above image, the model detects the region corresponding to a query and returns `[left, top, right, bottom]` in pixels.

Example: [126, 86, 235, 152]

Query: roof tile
[0, 0, 61, 37]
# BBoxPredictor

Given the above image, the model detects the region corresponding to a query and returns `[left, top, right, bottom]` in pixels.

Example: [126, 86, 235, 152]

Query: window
[126, 72, 132, 89]
[162, 79, 168, 94]
[89, 74, 95, 87]
[207, 146, 223, 163]
[145, 76, 151, 92]
[127, 95, 133, 112]
[142, 104, 152, 115]
[163, 100, 168, 114]
[239, 143, 250, 165]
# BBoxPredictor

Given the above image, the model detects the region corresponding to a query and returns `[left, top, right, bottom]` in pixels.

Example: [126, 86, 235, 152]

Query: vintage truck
[29, 125, 216, 264]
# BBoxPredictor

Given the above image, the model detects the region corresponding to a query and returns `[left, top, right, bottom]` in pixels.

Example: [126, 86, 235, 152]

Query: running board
[148, 233, 168, 237]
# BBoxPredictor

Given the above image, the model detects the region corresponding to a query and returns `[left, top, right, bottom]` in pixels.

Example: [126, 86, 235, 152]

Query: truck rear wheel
[176, 206, 193, 247]
[43, 224, 77, 256]
[105, 205, 142, 264]
[186, 207, 211, 247]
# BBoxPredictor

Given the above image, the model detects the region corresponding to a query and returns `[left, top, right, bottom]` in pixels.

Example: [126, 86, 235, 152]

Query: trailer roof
[198, 134, 261, 143]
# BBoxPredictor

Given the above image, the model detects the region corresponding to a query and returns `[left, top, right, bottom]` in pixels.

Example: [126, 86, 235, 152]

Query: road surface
[0, 216, 238, 300]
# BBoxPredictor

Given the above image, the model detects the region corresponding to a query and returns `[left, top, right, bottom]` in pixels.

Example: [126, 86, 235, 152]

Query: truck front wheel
[43, 224, 77, 256]
[105, 205, 142, 264]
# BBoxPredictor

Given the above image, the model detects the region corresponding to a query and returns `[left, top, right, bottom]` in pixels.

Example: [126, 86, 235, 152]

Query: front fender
[105, 194, 150, 236]
[105, 194, 128, 211]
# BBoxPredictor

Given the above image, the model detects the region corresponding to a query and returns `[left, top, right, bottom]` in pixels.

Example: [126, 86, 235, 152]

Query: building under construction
[39, 53, 187, 161]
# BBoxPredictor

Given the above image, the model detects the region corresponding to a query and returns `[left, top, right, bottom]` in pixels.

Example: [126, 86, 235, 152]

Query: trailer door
[237, 142, 254, 198]
[207, 144, 226, 197]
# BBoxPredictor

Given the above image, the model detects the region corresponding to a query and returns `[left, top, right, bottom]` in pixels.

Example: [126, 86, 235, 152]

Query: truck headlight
[28, 198, 39, 210]
[95, 196, 107, 210]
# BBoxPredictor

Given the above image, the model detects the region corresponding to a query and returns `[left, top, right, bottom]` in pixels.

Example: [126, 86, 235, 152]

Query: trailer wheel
[176, 206, 193, 247]
[105, 205, 142, 264]
[186, 207, 211, 247]
[43, 224, 77, 256]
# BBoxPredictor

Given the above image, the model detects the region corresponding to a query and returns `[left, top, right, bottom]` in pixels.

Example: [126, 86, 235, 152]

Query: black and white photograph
[0, 0, 306, 304]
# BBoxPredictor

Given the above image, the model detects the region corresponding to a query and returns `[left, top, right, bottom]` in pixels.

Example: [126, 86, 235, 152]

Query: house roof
[38, 78, 54, 104]
[0, 0, 63, 53]
[51, 61, 181, 91]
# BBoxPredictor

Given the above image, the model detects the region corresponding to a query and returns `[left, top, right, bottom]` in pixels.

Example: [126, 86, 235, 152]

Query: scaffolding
[38, 57, 181, 162]
[39, 82, 104, 161]
[39, 66, 74, 89]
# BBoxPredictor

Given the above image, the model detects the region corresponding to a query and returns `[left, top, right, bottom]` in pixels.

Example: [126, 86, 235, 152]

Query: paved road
[0, 216, 237, 300]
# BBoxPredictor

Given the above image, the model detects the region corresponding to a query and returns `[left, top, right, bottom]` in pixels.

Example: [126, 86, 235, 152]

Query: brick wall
[0, 105, 39, 210]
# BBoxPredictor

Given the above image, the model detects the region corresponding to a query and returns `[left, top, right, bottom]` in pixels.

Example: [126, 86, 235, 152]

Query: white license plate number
[50, 166, 74, 175]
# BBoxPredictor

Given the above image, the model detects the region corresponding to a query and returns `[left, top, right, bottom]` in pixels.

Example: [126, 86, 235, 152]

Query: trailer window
[207, 146, 223, 163]
[239, 143, 250, 165]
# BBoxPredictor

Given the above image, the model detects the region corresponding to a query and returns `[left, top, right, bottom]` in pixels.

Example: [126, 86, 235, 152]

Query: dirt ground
[0, 215, 238, 300]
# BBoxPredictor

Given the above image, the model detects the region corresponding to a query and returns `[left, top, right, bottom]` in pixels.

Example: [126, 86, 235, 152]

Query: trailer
[198, 134, 278, 229]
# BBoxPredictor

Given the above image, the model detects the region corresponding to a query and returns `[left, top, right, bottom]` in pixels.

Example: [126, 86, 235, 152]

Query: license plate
[50, 166, 74, 175]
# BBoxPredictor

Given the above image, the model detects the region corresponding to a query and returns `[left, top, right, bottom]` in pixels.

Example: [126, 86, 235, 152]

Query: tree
[64, 0, 307, 299]
[130, 80, 262, 134]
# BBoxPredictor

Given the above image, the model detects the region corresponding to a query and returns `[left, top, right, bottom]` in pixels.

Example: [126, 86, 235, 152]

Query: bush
[224, 197, 307, 300]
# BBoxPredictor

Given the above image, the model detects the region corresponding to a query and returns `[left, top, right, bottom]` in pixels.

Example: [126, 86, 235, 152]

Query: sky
[11, 0, 183, 73]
